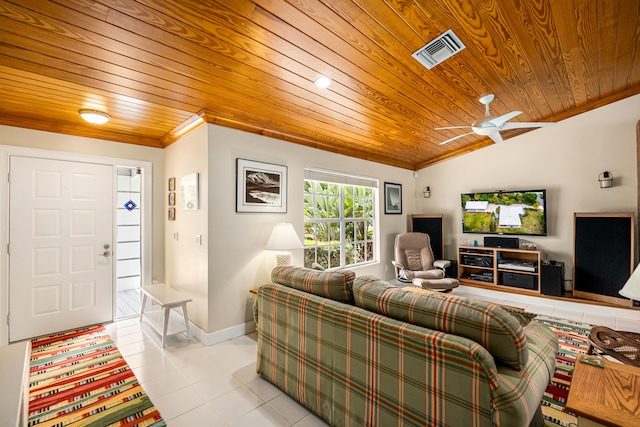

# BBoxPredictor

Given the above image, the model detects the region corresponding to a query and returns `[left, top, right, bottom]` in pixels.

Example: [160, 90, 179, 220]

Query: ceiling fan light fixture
[314, 76, 332, 88]
[79, 109, 111, 125]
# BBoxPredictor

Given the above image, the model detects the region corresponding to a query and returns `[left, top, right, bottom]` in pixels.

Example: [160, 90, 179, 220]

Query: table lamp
[266, 222, 303, 265]
[619, 264, 640, 302]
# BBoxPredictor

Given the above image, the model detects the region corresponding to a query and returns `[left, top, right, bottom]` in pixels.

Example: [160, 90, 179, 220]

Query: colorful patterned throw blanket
[534, 314, 592, 427]
[28, 325, 166, 427]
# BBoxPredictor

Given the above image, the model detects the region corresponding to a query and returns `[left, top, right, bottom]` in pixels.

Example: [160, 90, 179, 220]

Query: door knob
[98, 250, 111, 257]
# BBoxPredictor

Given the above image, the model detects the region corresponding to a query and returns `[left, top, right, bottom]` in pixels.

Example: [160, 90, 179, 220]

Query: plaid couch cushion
[353, 276, 528, 370]
[257, 283, 500, 425]
[270, 266, 355, 304]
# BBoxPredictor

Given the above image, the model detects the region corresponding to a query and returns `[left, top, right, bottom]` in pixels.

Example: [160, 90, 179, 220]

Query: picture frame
[168, 177, 176, 192]
[384, 182, 402, 214]
[180, 172, 199, 210]
[168, 192, 175, 206]
[236, 158, 287, 213]
[168, 207, 175, 221]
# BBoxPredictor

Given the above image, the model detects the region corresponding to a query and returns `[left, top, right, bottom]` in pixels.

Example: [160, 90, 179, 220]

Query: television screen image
[461, 190, 547, 236]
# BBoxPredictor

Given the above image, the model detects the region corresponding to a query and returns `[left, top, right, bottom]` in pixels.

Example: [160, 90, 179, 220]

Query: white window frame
[303, 168, 378, 269]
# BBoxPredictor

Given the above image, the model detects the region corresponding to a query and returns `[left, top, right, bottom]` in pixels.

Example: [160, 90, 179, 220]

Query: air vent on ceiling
[412, 29, 466, 69]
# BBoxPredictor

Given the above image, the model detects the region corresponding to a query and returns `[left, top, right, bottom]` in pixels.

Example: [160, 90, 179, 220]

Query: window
[303, 169, 377, 269]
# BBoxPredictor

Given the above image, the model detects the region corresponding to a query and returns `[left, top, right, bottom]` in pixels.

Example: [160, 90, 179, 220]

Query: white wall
[204, 125, 414, 333]
[415, 93, 640, 289]
[164, 125, 209, 330]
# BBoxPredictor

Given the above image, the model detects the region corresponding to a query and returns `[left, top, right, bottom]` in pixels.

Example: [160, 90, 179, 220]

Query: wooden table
[566, 354, 640, 426]
[140, 284, 192, 348]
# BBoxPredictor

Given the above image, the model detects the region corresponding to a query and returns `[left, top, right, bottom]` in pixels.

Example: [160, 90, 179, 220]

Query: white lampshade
[266, 222, 303, 265]
[619, 264, 640, 301]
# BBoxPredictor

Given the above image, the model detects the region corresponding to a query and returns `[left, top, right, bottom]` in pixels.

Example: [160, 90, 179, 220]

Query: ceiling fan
[436, 94, 557, 145]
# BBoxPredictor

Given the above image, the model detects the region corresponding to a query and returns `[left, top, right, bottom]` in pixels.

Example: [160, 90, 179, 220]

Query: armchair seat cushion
[409, 269, 445, 280]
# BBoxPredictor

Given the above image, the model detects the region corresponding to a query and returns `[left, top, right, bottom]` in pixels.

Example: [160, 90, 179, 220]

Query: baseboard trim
[198, 321, 257, 346]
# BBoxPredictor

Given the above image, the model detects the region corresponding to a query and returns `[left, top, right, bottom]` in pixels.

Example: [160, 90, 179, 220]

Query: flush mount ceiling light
[78, 109, 111, 125]
[314, 76, 332, 89]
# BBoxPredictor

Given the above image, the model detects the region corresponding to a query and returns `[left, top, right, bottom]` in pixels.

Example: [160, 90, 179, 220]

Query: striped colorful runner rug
[533, 314, 592, 427]
[28, 325, 166, 427]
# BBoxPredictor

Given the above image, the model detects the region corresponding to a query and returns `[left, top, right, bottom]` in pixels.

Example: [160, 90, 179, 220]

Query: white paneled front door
[8, 156, 113, 342]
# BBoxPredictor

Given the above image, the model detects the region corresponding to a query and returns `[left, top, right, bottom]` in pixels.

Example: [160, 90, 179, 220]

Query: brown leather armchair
[392, 232, 459, 291]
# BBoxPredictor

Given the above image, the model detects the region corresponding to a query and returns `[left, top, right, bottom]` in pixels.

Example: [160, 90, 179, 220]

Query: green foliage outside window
[304, 180, 375, 269]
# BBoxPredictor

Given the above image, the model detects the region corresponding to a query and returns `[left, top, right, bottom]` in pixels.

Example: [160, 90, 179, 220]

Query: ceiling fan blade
[438, 131, 475, 145]
[501, 122, 557, 129]
[488, 132, 504, 144]
[488, 111, 522, 127]
[435, 126, 472, 130]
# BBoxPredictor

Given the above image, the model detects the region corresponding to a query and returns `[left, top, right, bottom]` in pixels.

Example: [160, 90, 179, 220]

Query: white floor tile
[293, 413, 330, 427]
[267, 393, 311, 425]
[166, 403, 225, 427]
[246, 377, 283, 402]
[192, 370, 244, 401]
[228, 403, 290, 427]
[123, 346, 165, 370]
[207, 385, 265, 424]
[139, 368, 191, 400]
[616, 317, 640, 333]
[131, 357, 180, 385]
[152, 386, 206, 421]
[523, 304, 556, 316]
[582, 313, 617, 329]
[551, 309, 584, 322]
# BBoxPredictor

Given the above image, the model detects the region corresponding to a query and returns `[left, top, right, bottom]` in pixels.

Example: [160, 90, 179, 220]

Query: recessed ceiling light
[79, 109, 111, 125]
[314, 76, 332, 89]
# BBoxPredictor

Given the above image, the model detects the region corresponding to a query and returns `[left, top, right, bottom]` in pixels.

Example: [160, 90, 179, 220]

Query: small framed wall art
[236, 158, 287, 213]
[384, 182, 402, 214]
[180, 172, 199, 210]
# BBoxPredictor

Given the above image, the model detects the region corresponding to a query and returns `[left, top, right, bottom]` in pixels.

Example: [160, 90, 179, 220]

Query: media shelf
[458, 246, 542, 294]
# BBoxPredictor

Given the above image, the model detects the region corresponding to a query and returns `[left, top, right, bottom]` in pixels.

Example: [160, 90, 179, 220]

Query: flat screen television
[461, 190, 547, 236]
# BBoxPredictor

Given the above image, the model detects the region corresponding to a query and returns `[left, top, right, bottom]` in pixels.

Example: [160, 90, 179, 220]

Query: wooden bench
[140, 283, 192, 348]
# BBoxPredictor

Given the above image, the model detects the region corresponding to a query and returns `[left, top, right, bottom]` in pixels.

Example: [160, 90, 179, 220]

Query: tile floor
[105, 287, 640, 426]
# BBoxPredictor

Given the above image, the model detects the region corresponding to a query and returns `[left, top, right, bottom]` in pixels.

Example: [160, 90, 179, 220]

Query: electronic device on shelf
[498, 259, 537, 272]
[469, 272, 494, 282]
[461, 254, 493, 267]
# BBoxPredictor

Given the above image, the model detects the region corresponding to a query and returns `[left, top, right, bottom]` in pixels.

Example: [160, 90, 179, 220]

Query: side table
[140, 283, 192, 348]
[565, 354, 640, 426]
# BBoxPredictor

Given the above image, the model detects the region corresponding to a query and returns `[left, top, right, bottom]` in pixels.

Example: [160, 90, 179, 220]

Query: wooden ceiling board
[0, 0, 638, 169]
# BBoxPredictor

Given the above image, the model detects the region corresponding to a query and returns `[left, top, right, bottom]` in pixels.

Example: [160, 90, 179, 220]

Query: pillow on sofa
[271, 266, 356, 304]
[352, 276, 528, 370]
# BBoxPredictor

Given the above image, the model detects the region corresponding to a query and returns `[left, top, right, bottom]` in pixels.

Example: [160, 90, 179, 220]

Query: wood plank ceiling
[0, 0, 639, 170]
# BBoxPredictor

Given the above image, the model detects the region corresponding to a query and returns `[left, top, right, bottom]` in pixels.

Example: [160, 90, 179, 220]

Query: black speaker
[411, 215, 444, 260]
[445, 260, 458, 279]
[574, 213, 634, 300]
[484, 236, 519, 248]
[541, 262, 564, 296]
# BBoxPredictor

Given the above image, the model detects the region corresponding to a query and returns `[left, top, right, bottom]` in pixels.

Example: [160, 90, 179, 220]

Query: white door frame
[0, 145, 153, 345]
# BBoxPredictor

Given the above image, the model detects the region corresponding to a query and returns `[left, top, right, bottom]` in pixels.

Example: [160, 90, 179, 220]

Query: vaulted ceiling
[1, 0, 639, 170]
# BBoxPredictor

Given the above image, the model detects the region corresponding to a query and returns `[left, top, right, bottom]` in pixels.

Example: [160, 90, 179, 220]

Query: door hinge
[6, 314, 9, 327]
[6, 243, 9, 255]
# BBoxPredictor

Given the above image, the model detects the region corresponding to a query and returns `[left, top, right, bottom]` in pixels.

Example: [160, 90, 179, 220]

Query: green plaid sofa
[256, 266, 558, 427]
